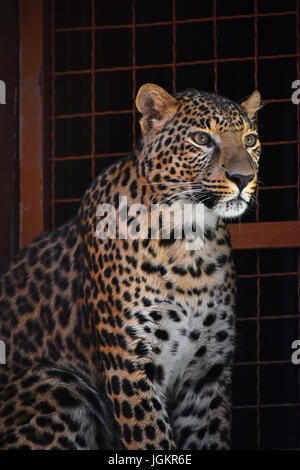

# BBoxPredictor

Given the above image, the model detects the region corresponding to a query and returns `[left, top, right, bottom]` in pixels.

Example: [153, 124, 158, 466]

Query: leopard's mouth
[212, 196, 248, 219]
[165, 188, 250, 220]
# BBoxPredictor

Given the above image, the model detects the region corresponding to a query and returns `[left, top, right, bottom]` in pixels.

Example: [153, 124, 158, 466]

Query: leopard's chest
[147, 283, 234, 392]
[134, 268, 234, 397]
[120, 219, 235, 394]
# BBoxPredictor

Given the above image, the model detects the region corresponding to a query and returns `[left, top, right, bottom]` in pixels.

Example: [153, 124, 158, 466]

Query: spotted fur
[0, 85, 261, 449]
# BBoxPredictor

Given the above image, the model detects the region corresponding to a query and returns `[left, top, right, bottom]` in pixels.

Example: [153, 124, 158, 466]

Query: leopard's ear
[136, 83, 178, 135]
[240, 90, 261, 120]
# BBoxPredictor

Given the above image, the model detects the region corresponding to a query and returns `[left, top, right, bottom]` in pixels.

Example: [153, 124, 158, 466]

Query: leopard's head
[136, 84, 261, 219]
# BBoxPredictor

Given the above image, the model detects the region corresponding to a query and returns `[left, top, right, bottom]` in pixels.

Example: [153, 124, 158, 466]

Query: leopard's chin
[213, 197, 248, 219]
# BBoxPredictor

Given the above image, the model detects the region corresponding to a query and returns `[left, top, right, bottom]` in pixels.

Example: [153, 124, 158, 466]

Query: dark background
[1, 0, 300, 450]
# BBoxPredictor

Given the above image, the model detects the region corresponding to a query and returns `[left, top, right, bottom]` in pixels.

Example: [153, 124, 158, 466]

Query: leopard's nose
[225, 171, 255, 192]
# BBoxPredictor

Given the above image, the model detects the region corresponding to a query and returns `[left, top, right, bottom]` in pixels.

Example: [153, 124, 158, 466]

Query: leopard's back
[0, 217, 122, 449]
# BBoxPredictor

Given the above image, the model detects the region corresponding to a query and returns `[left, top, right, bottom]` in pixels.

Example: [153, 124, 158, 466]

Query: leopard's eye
[191, 132, 212, 146]
[244, 134, 258, 148]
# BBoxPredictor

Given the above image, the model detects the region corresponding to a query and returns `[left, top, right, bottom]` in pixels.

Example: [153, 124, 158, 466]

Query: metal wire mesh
[49, 0, 300, 449]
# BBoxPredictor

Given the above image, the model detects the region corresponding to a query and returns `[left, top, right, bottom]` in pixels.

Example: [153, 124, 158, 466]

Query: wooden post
[19, 0, 48, 247]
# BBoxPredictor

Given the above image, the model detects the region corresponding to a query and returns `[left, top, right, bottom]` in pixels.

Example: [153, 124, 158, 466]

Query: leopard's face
[136, 85, 261, 220]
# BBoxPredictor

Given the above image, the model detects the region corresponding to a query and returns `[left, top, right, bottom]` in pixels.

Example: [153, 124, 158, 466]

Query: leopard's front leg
[99, 327, 176, 450]
[170, 363, 232, 450]
[84, 245, 176, 449]
[105, 365, 175, 449]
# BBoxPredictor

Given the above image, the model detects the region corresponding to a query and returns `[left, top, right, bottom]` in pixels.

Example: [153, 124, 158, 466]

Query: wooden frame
[229, 221, 300, 250]
[19, 0, 49, 248]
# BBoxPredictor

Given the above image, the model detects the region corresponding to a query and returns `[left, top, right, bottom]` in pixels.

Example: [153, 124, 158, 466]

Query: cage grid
[48, 0, 300, 449]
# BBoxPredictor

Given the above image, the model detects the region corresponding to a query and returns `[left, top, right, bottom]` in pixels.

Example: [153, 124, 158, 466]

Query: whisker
[141, 182, 202, 186]
[161, 189, 200, 205]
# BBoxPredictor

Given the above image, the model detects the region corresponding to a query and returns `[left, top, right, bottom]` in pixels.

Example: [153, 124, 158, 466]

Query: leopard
[0, 84, 261, 450]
